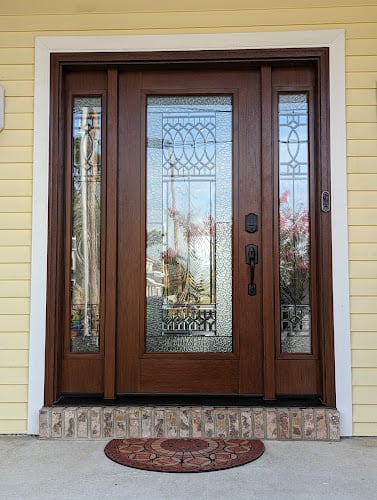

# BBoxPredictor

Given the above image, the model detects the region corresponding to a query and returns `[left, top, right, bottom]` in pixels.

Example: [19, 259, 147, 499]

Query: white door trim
[28, 30, 351, 435]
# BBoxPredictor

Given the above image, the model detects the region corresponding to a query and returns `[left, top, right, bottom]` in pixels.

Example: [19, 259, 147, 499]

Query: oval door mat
[104, 438, 265, 473]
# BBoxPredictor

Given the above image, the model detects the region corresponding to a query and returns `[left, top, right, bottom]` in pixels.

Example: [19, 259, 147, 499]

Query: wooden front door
[46, 50, 335, 405]
[116, 69, 263, 395]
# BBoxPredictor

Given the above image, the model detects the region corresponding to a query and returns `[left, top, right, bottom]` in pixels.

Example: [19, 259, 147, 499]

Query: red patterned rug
[104, 438, 265, 473]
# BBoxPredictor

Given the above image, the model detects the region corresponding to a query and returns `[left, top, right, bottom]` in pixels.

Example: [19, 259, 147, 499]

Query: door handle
[245, 243, 258, 296]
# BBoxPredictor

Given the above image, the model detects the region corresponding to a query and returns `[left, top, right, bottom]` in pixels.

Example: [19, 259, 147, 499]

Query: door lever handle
[245, 244, 258, 296]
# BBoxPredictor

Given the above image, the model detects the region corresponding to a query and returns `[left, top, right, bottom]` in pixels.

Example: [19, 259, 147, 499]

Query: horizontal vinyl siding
[353, 423, 377, 436]
[0, 385, 28, 402]
[0, 420, 27, 434]
[2, 0, 377, 15]
[0, 403, 27, 420]
[1, 7, 377, 31]
[350, 280, 377, 297]
[0, 12, 32, 432]
[0, 1, 376, 434]
[0, 332, 29, 349]
[0, 367, 29, 384]
[347, 24, 377, 435]
[0, 230, 31, 246]
[0, 197, 32, 211]
[352, 332, 377, 350]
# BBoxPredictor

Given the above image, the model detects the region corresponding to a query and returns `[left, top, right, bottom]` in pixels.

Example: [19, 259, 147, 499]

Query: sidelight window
[70, 97, 102, 353]
[278, 93, 311, 354]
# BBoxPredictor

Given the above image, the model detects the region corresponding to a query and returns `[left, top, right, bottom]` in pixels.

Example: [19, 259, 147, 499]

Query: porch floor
[2, 436, 377, 499]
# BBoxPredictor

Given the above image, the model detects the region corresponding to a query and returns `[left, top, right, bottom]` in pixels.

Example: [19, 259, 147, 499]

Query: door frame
[28, 30, 351, 435]
[49, 56, 327, 401]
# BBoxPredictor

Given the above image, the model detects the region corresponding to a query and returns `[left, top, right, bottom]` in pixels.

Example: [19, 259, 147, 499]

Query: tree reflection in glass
[279, 94, 311, 354]
[70, 97, 101, 353]
[146, 96, 232, 353]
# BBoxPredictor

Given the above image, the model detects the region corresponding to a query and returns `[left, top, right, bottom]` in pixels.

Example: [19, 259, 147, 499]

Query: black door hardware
[245, 243, 258, 296]
[245, 213, 258, 233]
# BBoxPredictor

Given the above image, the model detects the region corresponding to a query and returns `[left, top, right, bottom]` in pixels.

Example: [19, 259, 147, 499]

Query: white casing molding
[28, 30, 351, 436]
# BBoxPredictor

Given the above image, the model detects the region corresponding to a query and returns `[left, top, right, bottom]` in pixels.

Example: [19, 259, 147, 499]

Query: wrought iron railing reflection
[162, 304, 216, 336]
[70, 303, 100, 352]
[280, 304, 311, 353]
[281, 304, 310, 335]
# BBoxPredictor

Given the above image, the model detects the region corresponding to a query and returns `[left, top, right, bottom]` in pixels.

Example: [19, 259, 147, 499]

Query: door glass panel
[146, 96, 232, 353]
[70, 97, 102, 353]
[278, 93, 311, 354]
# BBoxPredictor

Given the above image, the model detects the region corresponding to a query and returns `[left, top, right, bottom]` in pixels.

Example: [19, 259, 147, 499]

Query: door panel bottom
[136, 360, 239, 394]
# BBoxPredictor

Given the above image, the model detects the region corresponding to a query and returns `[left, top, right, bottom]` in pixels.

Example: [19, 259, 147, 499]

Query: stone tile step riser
[39, 407, 340, 441]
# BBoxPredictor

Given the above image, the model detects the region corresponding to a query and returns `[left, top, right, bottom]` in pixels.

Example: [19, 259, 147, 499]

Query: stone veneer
[39, 406, 340, 440]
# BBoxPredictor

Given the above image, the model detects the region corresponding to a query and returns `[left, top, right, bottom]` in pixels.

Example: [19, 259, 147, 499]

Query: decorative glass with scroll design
[278, 93, 311, 354]
[70, 97, 101, 353]
[146, 96, 232, 353]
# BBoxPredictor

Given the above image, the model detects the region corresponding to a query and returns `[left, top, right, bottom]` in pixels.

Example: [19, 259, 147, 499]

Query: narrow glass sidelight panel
[278, 93, 311, 354]
[70, 97, 102, 353]
[146, 96, 232, 353]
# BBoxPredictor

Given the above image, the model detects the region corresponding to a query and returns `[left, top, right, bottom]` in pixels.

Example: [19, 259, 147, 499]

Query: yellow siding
[0, 181, 32, 197]
[0, 332, 29, 349]
[0, 1, 376, 435]
[348, 142, 377, 157]
[2, 0, 377, 15]
[353, 405, 377, 422]
[5, 98, 33, 114]
[351, 314, 377, 332]
[0, 420, 27, 434]
[350, 279, 377, 296]
[0, 248, 30, 263]
[347, 72, 377, 88]
[347, 107, 377, 125]
[352, 332, 377, 350]
[347, 124, 377, 141]
[0, 265, 30, 281]
[0, 367, 29, 384]
[0, 298, 30, 315]
[348, 158, 377, 174]
[353, 423, 377, 436]
[348, 175, 377, 190]
[349, 253, 377, 273]
[0, 130, 34, 147]
[0, 197, 32, 211]
[0, 213, 32, 229]
[0, 403, 27, 420]
[353, 350, 377, 367]
[348, 17, 377, 434]
[0, 148, 33, 164]
[0, 230, 31, 246]
[353, 387, 377, 405]
[0, 315, 30, 332]
[351, 297, 377, 315]
[347, 55, 377, 72]
[0, 66, 34, 80]
[348, 210, 377, 226]
[0, 385, 28, 402]
[0, 350, 29, 367]
[3, 115, 34, 131]
[349, 244, 377, 261]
